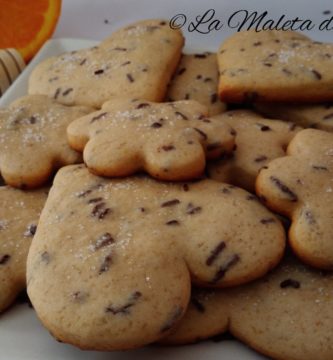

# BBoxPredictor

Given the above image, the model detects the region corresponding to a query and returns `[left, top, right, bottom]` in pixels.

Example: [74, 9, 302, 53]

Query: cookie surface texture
[27, 165, 285, 350]
[256, 129, 333, 269]
[208, 110, 301, 192]
[0, 186, 47, 313]
[67, 99, 235, 181]
[166, 53, 226, 115]
[255, 102, 333, 132]
[0, 94, 91, 188]
[218, 30, 333, 103]
[28, 19, 184, 108]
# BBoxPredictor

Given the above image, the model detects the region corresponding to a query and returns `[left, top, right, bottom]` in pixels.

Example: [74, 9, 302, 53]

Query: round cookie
[28, 19, 184, 108]
[166, 52, 226, 116]
[218, 30, 333, 103]
[208, 110, 301, 192]
[0, 94, 92, 188]
[256, 129, 333, 269]
[67, 98, 235, 181]
[27, 165, 285, 350]
[255, 102, 333, 132]
[0, 186, 48, 313]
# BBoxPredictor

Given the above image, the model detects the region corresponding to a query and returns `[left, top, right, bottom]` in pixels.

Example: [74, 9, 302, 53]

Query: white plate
[0, 2, 332, 357]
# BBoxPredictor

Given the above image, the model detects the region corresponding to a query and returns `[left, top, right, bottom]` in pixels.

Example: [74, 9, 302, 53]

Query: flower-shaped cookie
[67, 99, 235, 180]
[27, 165, 285, 350]
[0, 95, 91, 188]
[29, 19, 184, 108]
[256, 129, 333, 269]
[0, 186, 48, 313]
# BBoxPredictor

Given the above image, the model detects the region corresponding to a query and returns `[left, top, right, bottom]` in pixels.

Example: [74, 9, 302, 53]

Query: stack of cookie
[0, 19, 332, 360]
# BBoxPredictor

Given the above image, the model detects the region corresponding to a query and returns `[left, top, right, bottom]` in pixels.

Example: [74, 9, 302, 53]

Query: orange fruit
[0, 0, 62, 62]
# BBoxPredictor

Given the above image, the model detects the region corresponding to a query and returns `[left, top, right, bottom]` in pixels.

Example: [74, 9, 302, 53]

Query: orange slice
[0, 0, 62, 62]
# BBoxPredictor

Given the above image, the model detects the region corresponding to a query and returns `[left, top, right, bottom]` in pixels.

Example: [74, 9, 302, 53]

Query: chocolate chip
[255, 155, 268, 162]
[260, 218, 276, 224]
[184, 93, 190, 100]
[99, 253, 113, 274]
[230, 129, 237, 136]
[126, 73, 134, 82]
[94, 69, 104, 75]
[160, 306, 183, 333]
[194, 54, 207, 58]
[62, 88, 73, 96]
[322, 113, 333, 120]
[24, 224, 37, 237]
[91, 202, 111, 219]
[90, 112, 108, 123]
[270, 176, 298, 202]
[105, 291, 142, 314]
[161, 145, 175, 151]
[206, 241, 226, 266]
[263, 63, 272, 67]
[0, 254, 10, 265]
[161, 199, 180, 207]
[211, 93, 218, 104]
[280, 279, 300, 289]
[193, 127, 208, 140]
[191, 296, 205, 313]
[136, 103, 150, 109]
[253, 41, 262, 46]
[257, 123, 272, 132]
[151, 122, 162, 128]
[88, 197, 104, 204]
[312, 165, 328, 171]
[212, 254, 240, 283]
[204, 77, 213, 83]
[175, 111, 188, 120]
[94, 232, 115, 250]
[165, 220, 180, 226]
[178, 67, 186, 75]
[114, 47, 127, 51]
[311, 69, 322, 80]
[196, 74, 202, 80]
[186, 203, 202, 215]
[54, 88, 61, 99]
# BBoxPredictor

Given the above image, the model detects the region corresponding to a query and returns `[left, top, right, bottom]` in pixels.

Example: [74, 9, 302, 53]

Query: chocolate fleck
[94, 69, 104, 75]
[90, 112, 108, 123]
[161, 199, 181, 207]
[94, 232, 115, 250]
[105, 291, 142, 315]
[79, 58, 87, 66]
[194, 54, 207, 58]
[175, 111, 188, 120]
[121, 60, 131, 66]
[255, 155, 268, 163]
[246, 194, 257, 201]
[183, 184, 189, 192]
[114, 47, 127, 51]
[191, 296, 205, 313]
[186, 203, 202, 215]
[280, 279, 300, 289]
[311, 69, 322, 80]
[126, 73, 134, 82]
[212, 254, 240, 283]
[91, 202, 111, 219]
[323, 113, 333, 120]
[193, 127, 208, 140]
[282, 68, 292, 76]
[270, 176, 298, 202]
[160, 306, 184, 333]
[178, 67, 186, 75]
[206, 241, 226, 266]
[54, 88, 61, 99]
[62, 88, 73, 96]
[151, 122, 162, 128]
[253, 41, 262, 46]
[48, 76, 59, 82]
[72, 291, 89, 304]
[99, 253, 113, 274]
[0, 254, 10, 265]
[260, 218, 276, 224]
[24, 224, 37, 237]
[162, 145, 175, 151]
[312, 165, 328, 171]
[304, 210, 316, 225]
[204, 77, 213, 82]
[257, 123, 272, 132]
[88, 197, 104, 204]
[137, 102, 150, 109]
[207, 142, 221, 151]
[165, 220, 180, 226]
[41, 251, 50, 264]
[211, 93, 218, 104]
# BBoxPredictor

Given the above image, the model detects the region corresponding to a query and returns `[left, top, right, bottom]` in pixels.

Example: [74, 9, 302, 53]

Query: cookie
[0, 186, 47, 313]
[27, 165, 285, 350]
[218, 30, 333, 103]
[166, 53, 226, 115]
[164, 255, 333, 360]
[255, 102, 333, 132]
[0, 94, 92, 189]
[208, 110, 301, 192]
[67, 98, 235, 181]
[28, 19, 184, 108]
[256, 129, 333, 269]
